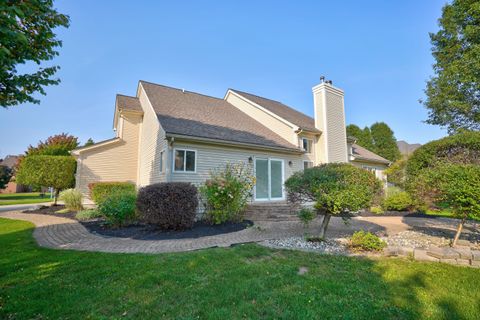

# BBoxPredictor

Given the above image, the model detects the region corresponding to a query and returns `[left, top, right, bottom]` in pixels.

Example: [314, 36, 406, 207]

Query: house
[0, 155, 27, 194]
[72, 79, 390, 202]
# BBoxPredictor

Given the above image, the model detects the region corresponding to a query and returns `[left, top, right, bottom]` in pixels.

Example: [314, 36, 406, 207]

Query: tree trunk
[54, 189, 59, 206]
[318, 213, 332, 239]
[452, 217, 466, 247]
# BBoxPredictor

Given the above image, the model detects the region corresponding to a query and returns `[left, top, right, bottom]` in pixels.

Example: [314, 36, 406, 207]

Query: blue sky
[0, 0, 447, 158]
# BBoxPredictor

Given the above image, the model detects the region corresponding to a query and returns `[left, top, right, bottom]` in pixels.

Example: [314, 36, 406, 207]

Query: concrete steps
[245, 202, 298, 222]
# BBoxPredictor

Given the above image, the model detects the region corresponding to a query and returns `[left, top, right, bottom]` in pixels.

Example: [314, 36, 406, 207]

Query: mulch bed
[23, 204, 253, 240]
[82, 220, 254, 240]
[23, 205, 77, 219]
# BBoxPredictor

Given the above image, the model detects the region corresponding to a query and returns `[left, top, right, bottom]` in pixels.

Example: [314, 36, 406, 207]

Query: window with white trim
[303, 161, 314, 170]
[174, 149, 196, 172]
[301, 138, 313, 153]
[159, 150, 165, 172]
[362, 165, 376, 174]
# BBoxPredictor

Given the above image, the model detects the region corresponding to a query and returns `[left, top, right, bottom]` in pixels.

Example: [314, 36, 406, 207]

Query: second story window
[302, 138, 313, 153]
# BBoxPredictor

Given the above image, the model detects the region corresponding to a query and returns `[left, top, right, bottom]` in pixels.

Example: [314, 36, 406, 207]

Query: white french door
[254, 158, 284, 201]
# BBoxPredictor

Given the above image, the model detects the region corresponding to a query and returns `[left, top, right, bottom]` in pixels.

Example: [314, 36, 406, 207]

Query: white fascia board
[224, 90, 299, 131]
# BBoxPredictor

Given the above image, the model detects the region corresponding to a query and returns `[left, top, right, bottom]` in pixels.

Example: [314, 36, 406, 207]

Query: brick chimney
[312, 79, 348, 163]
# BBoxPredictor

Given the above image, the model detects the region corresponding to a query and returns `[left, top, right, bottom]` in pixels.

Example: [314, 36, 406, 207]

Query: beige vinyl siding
[137, 84, 168, 186]
[350, 160, 388, 183]
[225, 92, 297, 145]
[75, 113, 141, 195]
[169, 140, 304, 191]
[312, 90, 328, 164]
[298, 133, 317, 165]
[324, 92, 348, 162]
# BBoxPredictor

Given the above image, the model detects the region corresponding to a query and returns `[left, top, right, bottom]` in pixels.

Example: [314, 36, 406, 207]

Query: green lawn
[1, 218, 479, 319]
[0, 192, 53, 206]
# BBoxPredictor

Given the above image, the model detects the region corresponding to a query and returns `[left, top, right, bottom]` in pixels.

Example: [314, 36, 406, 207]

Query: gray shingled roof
[140, 81, 300, 152]
[351, 143, 390, 164]
[116, 94, 142, 112]
[230, 89, 320, 132]
[0, 155, 19, 168]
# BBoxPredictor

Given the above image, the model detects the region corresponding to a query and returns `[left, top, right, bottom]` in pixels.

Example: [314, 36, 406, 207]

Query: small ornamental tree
[412, 163, 480, 246]
[16, 155, 76, 204]
[384, 158, 407, 188]
[285, 163, 382, 239]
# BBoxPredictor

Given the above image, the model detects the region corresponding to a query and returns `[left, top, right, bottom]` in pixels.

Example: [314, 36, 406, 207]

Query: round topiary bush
[136, 182, 198, 230]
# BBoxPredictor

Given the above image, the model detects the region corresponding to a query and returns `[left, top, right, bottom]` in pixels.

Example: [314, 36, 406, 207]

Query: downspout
[166, 136, 174, 182]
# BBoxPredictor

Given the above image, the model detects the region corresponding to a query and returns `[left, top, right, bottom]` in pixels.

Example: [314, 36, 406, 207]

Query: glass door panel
[255, 159, 269, 199]
[270, 160, 283, 199]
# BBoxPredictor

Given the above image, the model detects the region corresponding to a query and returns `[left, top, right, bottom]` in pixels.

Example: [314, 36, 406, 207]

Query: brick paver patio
[0, 210, 477, 255]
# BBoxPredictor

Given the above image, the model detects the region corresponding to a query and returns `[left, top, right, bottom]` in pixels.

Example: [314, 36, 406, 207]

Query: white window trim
[301, 137, 313, 154]
[253, 157, 285, 202]
[159, 149, 165, 173]
[173, 148, 197, 173]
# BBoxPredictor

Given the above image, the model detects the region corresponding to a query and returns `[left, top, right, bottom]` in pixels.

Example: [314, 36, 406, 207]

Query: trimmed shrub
[297, 208, 316, 229]
[136, 182, 198, 230]
[16, 155, 77, 204]
[59, 188, 83, 211]
[285, 163, 382, 239]
[406, 131, 480, 179]
[349, 231, 386, 252]
[89, 182, 136, 205]
[382, 187, 413, 211]
[370, 206, 384, 215]
[200, 162, 255, 224]
[75, 209, 102, 221]
[97, 190, 137, 227]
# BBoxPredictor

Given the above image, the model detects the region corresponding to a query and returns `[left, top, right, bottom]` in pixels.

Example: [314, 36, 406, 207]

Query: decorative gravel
[383, 230, 480, 249]
[262, 237, 348, 254]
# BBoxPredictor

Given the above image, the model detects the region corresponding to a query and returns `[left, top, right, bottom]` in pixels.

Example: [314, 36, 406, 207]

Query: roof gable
[230, 89, 319, 133]
[140, 81, 299, 151]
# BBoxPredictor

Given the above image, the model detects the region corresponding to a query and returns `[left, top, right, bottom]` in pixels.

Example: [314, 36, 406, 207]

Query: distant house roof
[116, 94, 142, 113]
[350, 144, 390, 165]
[0, 155, 19, 168]
[230, 89, 320, 133]
[140, 81, 300, 152]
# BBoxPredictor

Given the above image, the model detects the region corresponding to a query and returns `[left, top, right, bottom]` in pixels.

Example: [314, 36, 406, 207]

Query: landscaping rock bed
[261, 237, 348, 254]
[82, 220, 254, 240]
[384, 230, 480, 249]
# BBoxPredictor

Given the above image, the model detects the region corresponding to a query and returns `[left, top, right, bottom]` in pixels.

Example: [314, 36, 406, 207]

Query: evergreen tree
[370, 122, 401, 162]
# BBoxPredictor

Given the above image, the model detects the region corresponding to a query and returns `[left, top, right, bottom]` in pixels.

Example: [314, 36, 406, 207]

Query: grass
[425, 209, 480, 222]
[0, 192, 53, 206]
[1, 218, 480, 319]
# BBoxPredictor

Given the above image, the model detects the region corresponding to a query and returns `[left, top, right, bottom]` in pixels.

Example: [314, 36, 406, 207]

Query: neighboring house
[397, 140, 421, 157]
[0, 155, 26, 194]
[72, 79, 390, 202]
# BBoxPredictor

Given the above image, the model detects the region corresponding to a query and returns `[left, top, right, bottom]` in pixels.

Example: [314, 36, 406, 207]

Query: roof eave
[350, 155, 391, 166]
[166, 133, 304, 154]
[71, 138, 122, 156]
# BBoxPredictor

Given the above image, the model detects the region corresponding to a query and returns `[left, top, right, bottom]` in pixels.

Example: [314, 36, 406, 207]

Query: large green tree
[346, 124, 375, 151]
[346, 122, 401, 161]
[0, 0, 70, 107]
[370, 122, 401, 162]
[423, 0, 480, 133]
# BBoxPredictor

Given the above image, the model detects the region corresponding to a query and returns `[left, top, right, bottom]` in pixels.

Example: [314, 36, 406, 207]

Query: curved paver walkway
[0, 210, 477, 254]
